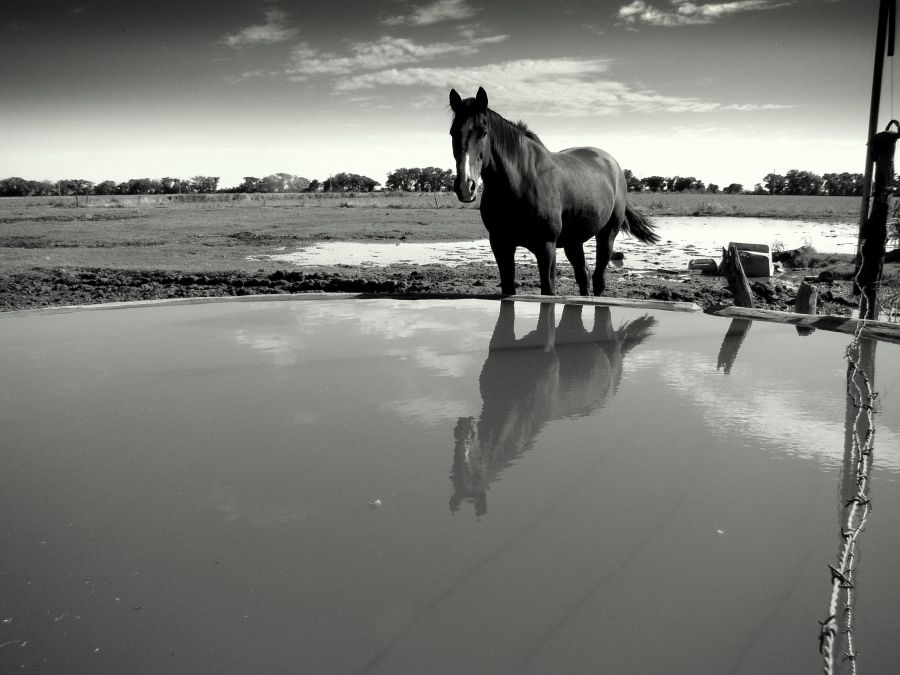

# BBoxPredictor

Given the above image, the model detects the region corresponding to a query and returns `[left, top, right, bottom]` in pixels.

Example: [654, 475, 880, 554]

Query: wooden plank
[722, 245, 754, 308]
[704, 304, 900, 344]
[508, 294, 702, 312]
[4, 292, 703, 317]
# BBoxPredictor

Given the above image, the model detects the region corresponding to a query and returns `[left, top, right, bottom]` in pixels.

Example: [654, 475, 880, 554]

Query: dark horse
[449, 87, 659, 296]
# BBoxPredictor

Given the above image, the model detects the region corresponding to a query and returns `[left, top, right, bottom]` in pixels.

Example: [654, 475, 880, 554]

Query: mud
[0, 261, 871, 316]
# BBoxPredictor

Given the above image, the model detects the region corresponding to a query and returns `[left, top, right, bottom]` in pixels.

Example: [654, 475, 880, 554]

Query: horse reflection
[450, 302, 656, 515]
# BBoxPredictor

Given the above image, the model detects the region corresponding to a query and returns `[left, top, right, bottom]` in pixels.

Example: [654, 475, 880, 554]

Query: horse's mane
[487, 109, 545, 151]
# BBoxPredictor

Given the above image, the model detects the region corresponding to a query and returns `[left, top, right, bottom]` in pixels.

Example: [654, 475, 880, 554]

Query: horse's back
[554, 147, 622, 175]
[554, 147, 624, 194]
[551, 147, 625, 233]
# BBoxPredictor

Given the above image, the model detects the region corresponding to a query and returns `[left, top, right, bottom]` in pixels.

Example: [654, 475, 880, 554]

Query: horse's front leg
[533, 241, 557, 295]
[489, 237, 517, 295]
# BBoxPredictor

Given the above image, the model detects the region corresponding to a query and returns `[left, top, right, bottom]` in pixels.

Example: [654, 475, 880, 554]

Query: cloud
[222, 8, 299, 48]
[332, 58, 790, 117]
[383, 0, 478, 26]
[224, 69, 274, 84]
[617, 0, 791, 27]
[286, 34, 506, 80]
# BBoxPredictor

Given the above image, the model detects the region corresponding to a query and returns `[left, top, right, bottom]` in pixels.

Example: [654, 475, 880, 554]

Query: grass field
[4, 190, 863, 219]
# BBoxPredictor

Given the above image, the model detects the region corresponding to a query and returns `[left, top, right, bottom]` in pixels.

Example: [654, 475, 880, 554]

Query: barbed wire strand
[820, 321, 878, 675]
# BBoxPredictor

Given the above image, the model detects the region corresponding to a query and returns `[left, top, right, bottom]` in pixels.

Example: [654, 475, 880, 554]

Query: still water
[254, 217, 858, 272]
[2, 298, 899, 673]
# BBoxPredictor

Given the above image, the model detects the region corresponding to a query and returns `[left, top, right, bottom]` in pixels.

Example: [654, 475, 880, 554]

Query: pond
[2, 297, 899, 673]
[252, 216, 859, 272]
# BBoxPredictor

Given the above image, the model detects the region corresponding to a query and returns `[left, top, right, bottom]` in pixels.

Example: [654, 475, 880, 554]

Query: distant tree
[672, 176, 701, 192]
[763, 173, 786, 195]
[723, 183, 743, 194]
[157, 177, 182, 194]
[260, 174, 285, 192]
[623, 169, 643, 192]
[322, 172, 379, 192]
[642, 175, 666, 192]
[94, 180, 118, 195]
[706, 183, 719, 194]
[305, 179, 321, 192]
[0, 177, 32, 196]
[386, 167, 420, 191]
[784, 169, 824, 196]
[823, 172, 863, 196]
[414, 167, 453, 192]
[258, 172, 305, 193]
[189, 176, 219, 193]
[62, 179, 94, 199]
[237, 177, 261, 193]
[118, 178, 155, 194]
[385, 169, 403, 191]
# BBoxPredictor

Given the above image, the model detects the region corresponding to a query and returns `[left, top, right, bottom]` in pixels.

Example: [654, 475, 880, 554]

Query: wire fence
[820, 329, 879, 674]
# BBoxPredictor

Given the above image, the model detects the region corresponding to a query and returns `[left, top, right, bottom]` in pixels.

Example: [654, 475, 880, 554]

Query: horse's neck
[483, 125, 552, 196]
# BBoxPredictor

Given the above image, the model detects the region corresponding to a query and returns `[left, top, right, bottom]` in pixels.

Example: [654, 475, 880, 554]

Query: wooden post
[722, 245, 754, 308]
[795, 281, 818, 314]
[795, 280, 818, 336]
[857, 124, 899, 319]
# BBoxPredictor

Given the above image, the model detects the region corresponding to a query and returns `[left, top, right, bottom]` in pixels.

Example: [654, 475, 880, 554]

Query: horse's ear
[475, 87, 488, 111]
[449, 89, 462, 112]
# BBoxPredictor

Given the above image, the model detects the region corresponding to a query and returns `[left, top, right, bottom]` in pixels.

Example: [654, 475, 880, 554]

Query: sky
[0, 0, 892, 191]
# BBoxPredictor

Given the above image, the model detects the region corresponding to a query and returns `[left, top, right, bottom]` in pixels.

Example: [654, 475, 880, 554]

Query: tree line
[622, 169, 869, 196]
[0, 168, 880, 198]
[0, 167, 455, 197]
[0, 176, 222, 197]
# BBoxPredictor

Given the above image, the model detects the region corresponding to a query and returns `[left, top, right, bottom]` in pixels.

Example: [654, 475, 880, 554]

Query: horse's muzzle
[455, 179, 477, 203]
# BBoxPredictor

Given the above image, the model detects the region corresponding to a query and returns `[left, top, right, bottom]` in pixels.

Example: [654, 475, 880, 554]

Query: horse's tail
[623, 202, 660, 244]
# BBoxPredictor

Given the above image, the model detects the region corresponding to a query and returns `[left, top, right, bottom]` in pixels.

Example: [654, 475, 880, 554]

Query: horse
[449, 301, 656, 516]
[449, 86, 659, 296]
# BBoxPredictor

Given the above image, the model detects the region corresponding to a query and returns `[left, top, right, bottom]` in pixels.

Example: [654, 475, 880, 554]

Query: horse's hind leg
[592, 225, 619, 296]
[564, 243, 589, 296]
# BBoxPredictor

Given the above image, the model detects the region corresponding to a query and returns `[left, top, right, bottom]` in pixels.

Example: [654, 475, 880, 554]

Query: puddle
[3, 298, 900, 672]
[250, 217, 859, 271]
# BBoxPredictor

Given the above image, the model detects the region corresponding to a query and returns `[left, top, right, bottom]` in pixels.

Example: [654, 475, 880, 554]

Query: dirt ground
[2, 257, 897, 318]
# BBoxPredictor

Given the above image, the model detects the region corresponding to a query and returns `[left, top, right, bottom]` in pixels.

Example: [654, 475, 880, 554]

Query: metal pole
[856, 0, 896, 287]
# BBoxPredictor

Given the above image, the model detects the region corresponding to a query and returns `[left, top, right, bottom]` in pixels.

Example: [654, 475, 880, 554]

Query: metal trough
[2, 296, 899, 672]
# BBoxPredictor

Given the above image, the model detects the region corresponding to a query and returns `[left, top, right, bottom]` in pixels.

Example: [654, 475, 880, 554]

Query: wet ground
[252, 217, 859, 271]
[0, 216, 894, 316]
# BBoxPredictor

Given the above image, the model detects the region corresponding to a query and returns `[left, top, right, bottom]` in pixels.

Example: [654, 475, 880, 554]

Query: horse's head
[448, 86, 489, 203]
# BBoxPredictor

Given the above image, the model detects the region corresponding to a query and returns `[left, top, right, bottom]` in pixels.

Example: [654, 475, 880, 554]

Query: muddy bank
[0, 262, 872, 315]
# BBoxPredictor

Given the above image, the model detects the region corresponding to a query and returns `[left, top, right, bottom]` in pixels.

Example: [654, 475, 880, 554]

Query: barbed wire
[820, 326, 879, 674]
